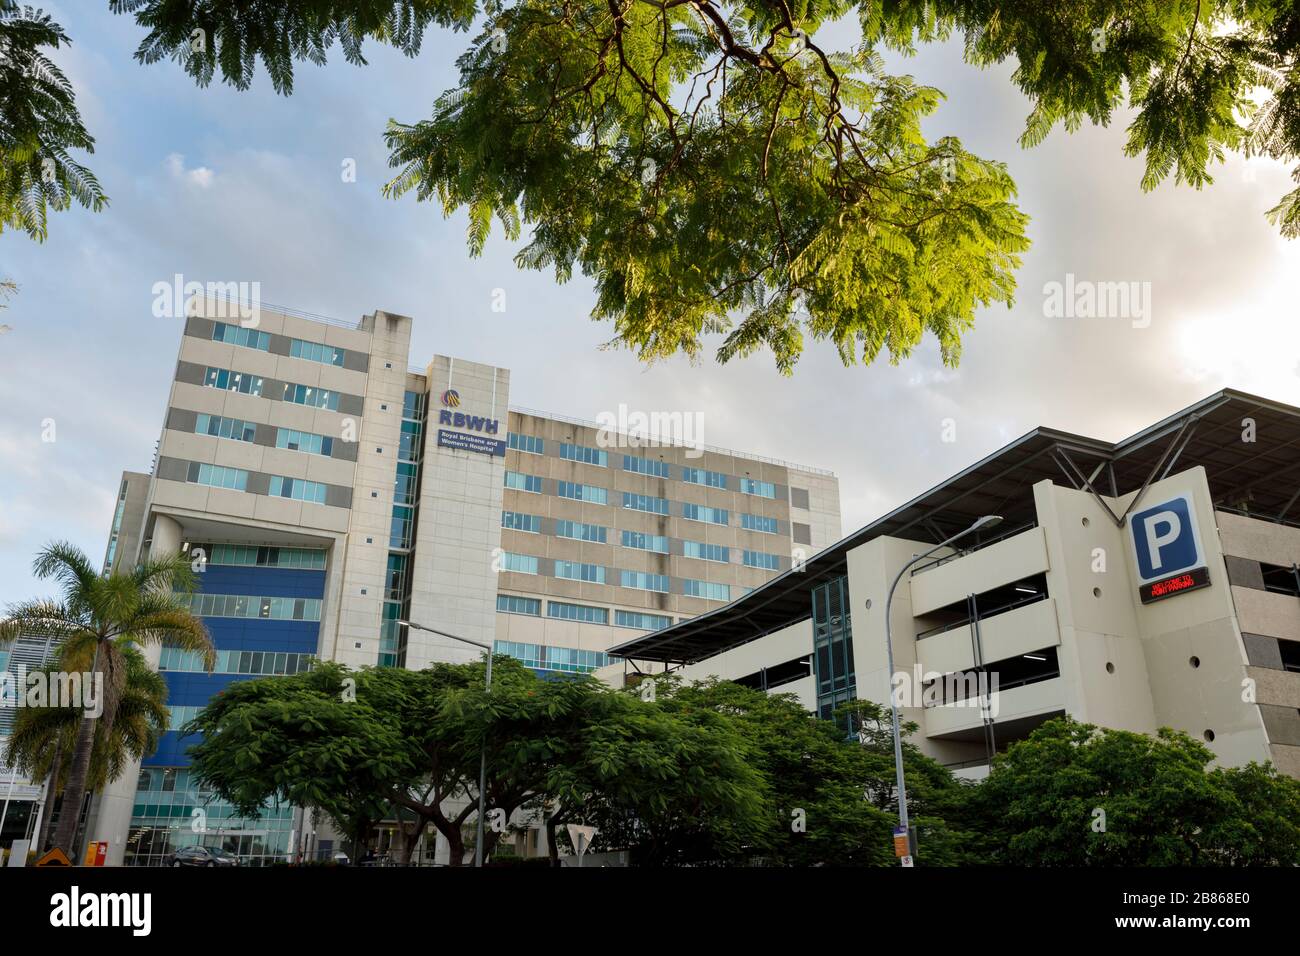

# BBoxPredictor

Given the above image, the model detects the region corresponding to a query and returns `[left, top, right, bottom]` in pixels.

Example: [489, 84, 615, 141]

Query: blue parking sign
[1130, 494, 1203, 585]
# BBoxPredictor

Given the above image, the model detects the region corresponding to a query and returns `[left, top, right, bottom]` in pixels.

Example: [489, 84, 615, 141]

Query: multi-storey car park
[606, 389, 1300, 786]
[60, 297, 841, 865]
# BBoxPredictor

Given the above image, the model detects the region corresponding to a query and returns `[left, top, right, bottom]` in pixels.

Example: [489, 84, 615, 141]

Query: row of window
[168, 705, 203, 731]
[505, 471, 780, 532]
[498, 552, 741, 600]
[211, 321, 269, 351]
[289, 338, 345, 367]
[213, 320, 351, 369]
[268, 475, 329, 504]
[507, 436, 777, 496]
[195, 412, 256, 443]
[159, 647, 316, 676]
[203, 365, 342, 411]
[187, 592, 323, 621]
[188, 462, 248, 491]
[196, 543, 327, 569]
[559, 442, 607, 467]
[194, 413, 337, 459]
[277, 427, 334, 456]
[493, 639, 611, 673]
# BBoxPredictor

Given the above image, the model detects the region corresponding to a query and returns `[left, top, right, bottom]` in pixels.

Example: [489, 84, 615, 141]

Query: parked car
[166, 846, 241, 867]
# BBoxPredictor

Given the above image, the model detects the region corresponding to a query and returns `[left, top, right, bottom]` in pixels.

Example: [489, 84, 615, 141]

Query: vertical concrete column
[90, 513, 183, 866]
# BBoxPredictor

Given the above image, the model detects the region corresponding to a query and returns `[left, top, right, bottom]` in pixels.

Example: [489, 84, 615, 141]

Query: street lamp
[881, 514, 1001, 866]
[397, 619, 493, 868]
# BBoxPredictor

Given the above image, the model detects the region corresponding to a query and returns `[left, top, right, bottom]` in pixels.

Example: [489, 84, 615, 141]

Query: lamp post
[882, 514, 1001, 866]
[397, 620, 493, 868]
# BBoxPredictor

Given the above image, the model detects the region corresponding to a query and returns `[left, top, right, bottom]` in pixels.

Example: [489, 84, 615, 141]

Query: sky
[2, 5, 1299, 606]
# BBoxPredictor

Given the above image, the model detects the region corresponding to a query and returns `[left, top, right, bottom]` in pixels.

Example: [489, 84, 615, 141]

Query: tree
[543, 676, 771, 866]
[4, 644, 168, 852]
[0, 1, 107, 239]
[970, 716, 1300, 866]
[187, 658, 772, 865]
[97, 1, 1300, 370]
[0, 542, 214, 858]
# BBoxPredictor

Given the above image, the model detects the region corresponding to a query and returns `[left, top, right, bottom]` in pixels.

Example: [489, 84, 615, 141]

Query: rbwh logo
[1129, 494, 1204, 585]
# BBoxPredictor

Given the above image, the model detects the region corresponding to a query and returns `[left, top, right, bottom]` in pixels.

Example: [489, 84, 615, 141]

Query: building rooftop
[609, 388, 1300, 665]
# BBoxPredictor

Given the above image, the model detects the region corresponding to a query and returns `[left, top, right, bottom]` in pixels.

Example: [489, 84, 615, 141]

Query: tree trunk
[546, 814, 561, 867]
[50, 641, 103, 859]
[37, 743, 64, 853]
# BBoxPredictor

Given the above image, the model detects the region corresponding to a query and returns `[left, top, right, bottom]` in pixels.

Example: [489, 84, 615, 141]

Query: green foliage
[1, 541, 213, 856]
[4, 643, 168, 794]
[0, 1, 107, 239]
[971, 716, 1300, 865]
[187, 657, 770, 865]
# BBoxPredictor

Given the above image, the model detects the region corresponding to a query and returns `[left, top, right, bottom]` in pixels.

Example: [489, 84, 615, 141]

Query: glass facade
[811, 576, 856, 723]
[127, 767, 293, 867]
[383, 390, 425, 667]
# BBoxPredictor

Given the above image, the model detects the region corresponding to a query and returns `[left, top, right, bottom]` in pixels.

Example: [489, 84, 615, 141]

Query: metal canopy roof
[609, 388, 1300, 665]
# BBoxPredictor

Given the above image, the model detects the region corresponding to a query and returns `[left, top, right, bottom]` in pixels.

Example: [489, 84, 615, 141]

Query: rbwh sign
[1129, 493, 1211, 604]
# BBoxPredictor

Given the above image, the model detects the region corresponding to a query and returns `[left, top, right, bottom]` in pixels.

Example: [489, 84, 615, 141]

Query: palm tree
[5, 644, 169, 852]
[0, 542, 213, 858]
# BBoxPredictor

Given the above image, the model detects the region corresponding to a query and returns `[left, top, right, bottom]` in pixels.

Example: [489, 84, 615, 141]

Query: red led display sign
[1139, 566, 1211, 604]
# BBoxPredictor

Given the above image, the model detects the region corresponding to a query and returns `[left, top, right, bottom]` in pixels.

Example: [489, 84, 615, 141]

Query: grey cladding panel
[790, 487, 811, 510]
[175, 361, 208, 387]
[167, 407, 198, 433]
[324, 485, 353, 509]
[156, 457, 190, 482]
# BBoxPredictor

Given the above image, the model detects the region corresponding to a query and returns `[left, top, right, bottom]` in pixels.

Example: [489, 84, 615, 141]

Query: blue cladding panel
[194, 565, 324, 598]
[149, 565, 325, 768]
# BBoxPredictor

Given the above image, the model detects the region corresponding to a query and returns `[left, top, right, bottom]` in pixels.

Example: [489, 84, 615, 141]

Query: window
[559, 443, 608, 467]
[504, 471, 543, 493]
[620, 570, 669, 592]
[555, 561, 605, 583]
[547, 602, 609, 624]
[203, 367, 263, 396]
[623, 455, 670, 478]
[188, 593, 322, 621]
[683, 503, 728, 525]
[556, 520, 606, 543]
[275, 428, 334, 456]
[684, 579, 730, 601]
[741, 513, 779, 534]
[621, 530, 668, 553]
[614, 610, 672, 631]
[402, 390, 426, 420]
[684, 541, 729, 563]
[281, 382, 340, 411]
[394, 462, 418, 505]
[508, 433, 544, 455]
[500, 552, 539, 574]
[558, 481, 607, 504]
[389, 506, 414, 549]
[502, 511, 542, 533]
[496, 594, 541, 616]
[268, 475, 328, 504]
[195, 413, 256, 443]
[812, 575, 856, 725]
[187, 462, 249, 491]
[211, 322, 269, 351]
[743, 550, 781, 570]
[683, 467, 727, 488]
[201, 544, 326, 569]
[160, 647, 316, 675]
[622, 492, 668, 515]
[544, 646, 610, 673]
[398, 420, 422, 462]
[790, 487, 811, 510]
[793, 522, 812, 546]
[289, 338, 345, 367]
[494, 640, 546, 670]
[740, 478, 776, 499]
